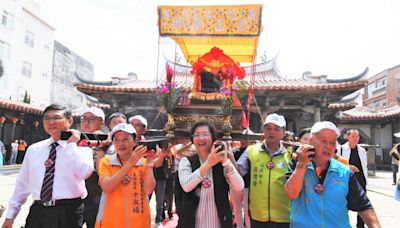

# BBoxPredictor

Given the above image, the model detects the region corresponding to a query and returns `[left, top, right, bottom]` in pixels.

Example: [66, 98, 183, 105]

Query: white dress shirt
[6, 138, 94, 219]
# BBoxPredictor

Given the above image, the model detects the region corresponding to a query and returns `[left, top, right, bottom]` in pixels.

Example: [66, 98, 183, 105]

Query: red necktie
[40, 142, 58, 202]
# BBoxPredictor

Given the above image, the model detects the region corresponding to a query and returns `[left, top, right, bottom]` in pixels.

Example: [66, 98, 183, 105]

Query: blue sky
[35, 0, 400, 81]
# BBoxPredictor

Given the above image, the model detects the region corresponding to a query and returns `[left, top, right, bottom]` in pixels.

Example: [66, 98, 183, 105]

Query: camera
[214, 142, 225, 153]
[60, 131, 108, 141]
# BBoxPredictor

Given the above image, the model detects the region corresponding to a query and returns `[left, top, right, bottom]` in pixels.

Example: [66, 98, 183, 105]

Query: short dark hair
[298, 128, 311, 140]
[108, 112, 127, 121]
[190, 121, 217, 143]
[43, 104, 71, 118]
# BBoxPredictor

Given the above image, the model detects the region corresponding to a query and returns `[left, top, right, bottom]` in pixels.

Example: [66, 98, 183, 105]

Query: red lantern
[33, 120, 39, 129]
[0, 116, 6, 123]
[11, 117, 18, 124]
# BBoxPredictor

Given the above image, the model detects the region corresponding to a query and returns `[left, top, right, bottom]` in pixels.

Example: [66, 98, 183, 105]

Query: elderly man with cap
[129, 115, 147, 141]
[285, 121, 381, 227]
[79, 106, 106, 228]
[237, 113, 292, 227]
[95, 123, 155, 228]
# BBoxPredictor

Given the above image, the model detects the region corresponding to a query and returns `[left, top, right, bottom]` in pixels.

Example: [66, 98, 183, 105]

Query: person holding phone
[78, 107, 106, 228]
[2, 104, 94, 228]
[237, 113, 292, 227]
[177, 121, 244, 228]
[95, 123, 155, 228]
[285, 121, 381, 227]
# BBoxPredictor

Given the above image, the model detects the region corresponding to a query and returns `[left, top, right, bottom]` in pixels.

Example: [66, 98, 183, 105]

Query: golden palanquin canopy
[158, 4, 263, 63]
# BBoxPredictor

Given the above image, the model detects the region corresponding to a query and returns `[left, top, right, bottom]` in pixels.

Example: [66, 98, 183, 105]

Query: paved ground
[1, 166, 399, 227]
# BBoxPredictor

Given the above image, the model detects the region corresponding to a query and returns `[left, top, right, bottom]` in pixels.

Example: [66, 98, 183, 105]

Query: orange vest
[96, 155, 150, 228]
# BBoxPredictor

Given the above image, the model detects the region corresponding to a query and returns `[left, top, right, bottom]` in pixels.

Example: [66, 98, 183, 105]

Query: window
[382, 79, 386, 86]
[24, 31, 34, 47]
[383, 102, 387, 107]
[21, 61, 32, 77]
[0, 40, 11, 60]
[1, 10, 14, 29]
[374, 101, 380, 108]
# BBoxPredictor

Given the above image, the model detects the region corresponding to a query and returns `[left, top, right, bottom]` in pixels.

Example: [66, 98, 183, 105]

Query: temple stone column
[369, 124, 382, 175]
[10, 117, 18, 141]
[313, 106, 321, 123]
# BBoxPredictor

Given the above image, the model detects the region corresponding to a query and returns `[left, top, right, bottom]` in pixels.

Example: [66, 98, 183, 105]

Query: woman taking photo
[178, 121, 244, 228]
[95, 123, 155, 228]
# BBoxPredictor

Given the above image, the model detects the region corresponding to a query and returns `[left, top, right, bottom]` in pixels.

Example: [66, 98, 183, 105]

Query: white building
[51, 40, 95, 110]
[0, 0, 54, 107]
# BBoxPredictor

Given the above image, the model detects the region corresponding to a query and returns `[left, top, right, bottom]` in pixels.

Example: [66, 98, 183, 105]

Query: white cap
[310, 121, 341, 137]
[394, 132, 400, 138]
[128, 115, 148, 129]
[109, 123, 136, 139]
[263, 113, 286, 128]
[242, 128, 254, 135]
[79, 107, 105, 120]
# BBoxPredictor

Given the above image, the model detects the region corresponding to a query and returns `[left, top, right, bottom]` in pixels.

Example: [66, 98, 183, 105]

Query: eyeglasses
[80, 117, 100, 123]
[132, 123, 145, 129]
[43, 116, 65, 122]
[193, 133, 211, 138]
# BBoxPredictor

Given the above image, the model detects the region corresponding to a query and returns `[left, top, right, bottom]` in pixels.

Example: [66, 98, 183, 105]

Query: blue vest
[290, 158, 351, 228]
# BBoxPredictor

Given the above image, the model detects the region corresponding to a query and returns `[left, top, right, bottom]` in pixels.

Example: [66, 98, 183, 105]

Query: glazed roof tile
[328, 102, 357, 110]
[0, 98, 44, 115]
[340, 105, 400, 121]
[74, 60, 368, 93]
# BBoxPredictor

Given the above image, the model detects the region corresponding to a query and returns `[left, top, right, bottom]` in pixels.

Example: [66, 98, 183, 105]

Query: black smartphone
[214, 142, 225, 153]
[138, 138, 168, 152]
[60, 131, 108, 141]
[60, 131, 72, 140]
[307, 147, 316, 159]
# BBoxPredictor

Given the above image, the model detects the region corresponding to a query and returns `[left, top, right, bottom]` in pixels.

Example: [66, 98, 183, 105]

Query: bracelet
[146, 163, 154, 168]
[296, 162, 307, 169]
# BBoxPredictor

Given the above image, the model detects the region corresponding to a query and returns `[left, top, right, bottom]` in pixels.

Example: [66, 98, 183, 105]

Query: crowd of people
[0, 103, 392, 228]
[0, 139, 27, 165]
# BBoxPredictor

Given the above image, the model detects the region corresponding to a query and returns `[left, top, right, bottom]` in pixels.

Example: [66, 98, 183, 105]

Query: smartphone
[214, 142, 225, 153]
[307, 147, 316, 159]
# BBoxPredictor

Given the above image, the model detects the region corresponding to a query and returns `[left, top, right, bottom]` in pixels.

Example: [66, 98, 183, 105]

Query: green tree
[23, 91, 30, 104]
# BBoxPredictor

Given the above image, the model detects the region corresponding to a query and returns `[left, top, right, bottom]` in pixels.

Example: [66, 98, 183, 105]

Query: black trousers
[25, 199, 84, 228]
[250, 219, 289, 228]
[356, 177, 367, 228]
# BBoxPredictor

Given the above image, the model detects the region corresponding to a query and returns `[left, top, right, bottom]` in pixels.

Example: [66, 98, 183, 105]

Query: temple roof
[75, 59, 368, 95]
[339, 104, 400, 121]
[0, 98, 44, 115]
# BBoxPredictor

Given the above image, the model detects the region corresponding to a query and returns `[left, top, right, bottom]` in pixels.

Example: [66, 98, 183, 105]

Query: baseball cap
[263, 113, 286, 128]
[109, 123, 136, 139]
[394, 132, 400, 138]
[128, 115, 148, 129]
[79, 107, 105, 120]
[242, 128, 254, 135]
[310, 121, 341, 137]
